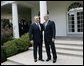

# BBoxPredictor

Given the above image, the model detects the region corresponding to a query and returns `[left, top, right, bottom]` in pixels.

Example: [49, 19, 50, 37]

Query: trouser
[33, 42, 43, 60]
[45, 39, 57, 60]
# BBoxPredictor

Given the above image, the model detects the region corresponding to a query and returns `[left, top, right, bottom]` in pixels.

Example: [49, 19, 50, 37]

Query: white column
[12, 2, 19, 38]
[40, 1, 47, 42]
[40, 1, 47, 24]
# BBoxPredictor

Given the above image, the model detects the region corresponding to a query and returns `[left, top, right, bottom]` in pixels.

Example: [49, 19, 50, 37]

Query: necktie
[37, 24, 41, 31]
[45, 22, 47, 29]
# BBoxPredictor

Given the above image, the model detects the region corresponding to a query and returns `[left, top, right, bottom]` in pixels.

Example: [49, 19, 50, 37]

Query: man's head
[44, 14, 49, 21]
[34, 16, 40, 23]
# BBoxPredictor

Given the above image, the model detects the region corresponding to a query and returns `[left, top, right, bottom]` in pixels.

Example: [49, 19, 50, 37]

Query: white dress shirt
[45, 20, 49, 29]
[35, 22, 41, 31]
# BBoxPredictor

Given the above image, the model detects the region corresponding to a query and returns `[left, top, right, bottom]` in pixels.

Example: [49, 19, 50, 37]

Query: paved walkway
[1, 49, 83, 65]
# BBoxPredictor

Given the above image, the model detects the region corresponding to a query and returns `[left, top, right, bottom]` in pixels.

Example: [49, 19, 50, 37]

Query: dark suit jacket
[29, 22, 44, 43]
[43, 20, 56, 41]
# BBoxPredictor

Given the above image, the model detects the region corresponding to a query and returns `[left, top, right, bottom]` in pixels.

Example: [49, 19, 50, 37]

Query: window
[67, 2, 83, 33]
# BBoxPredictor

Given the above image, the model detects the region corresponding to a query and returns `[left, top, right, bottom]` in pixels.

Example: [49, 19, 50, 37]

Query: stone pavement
[1, 48, 83, 65]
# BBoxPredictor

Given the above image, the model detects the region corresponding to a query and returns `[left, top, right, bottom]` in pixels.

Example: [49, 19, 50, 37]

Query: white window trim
[67, 9, 83, 35]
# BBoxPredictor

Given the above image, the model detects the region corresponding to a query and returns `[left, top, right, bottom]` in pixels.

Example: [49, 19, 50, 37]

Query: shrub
[1, 46, 7, 63]
[3, 41, 18, 57]
[21, 33, 30, 43]
[16, 33, 30, 52]
[21, 33, 30, 46]
[1, 33, 30, 63]
[12, 38, 29, 53]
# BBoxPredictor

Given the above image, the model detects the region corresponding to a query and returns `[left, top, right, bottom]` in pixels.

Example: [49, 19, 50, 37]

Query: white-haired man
[29, 16, 44, 62]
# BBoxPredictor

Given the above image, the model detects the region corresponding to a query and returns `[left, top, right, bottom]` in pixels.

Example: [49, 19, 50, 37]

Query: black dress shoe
[53, 59, 57, 63]
[46, 58, 51, 61]
[34, 59, 37, 62]
[39, 59, 44, 61]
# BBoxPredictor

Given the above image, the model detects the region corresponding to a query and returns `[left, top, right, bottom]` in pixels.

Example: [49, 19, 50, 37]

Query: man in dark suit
[43, 15, 57, 63]
[29, 16, 44, 62]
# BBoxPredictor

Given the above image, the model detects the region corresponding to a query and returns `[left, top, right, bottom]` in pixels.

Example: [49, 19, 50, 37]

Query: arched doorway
[67, 2, 83, 36]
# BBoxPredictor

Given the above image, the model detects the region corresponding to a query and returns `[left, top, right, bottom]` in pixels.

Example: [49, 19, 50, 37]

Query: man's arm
[52, 21, 56, 41]
[29, 24, 33, 41]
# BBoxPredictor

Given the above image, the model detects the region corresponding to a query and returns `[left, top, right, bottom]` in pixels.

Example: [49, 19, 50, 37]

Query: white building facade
[1, 1, 83, 38]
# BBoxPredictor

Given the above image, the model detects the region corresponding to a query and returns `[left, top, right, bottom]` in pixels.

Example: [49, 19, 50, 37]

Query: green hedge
[21, 33, 30, 44]
[12, 39, 29, 53]
[1, 33, 30, 63]
[3, 41, 18, 57]
[1, 46, 7, 63]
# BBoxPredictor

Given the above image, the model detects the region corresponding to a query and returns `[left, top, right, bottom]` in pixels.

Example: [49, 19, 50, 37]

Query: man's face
[44, 16, 48, 21]
[35, 18, 39, 23]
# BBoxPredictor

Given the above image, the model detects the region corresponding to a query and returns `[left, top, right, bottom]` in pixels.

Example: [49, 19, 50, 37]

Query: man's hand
[52, 38, 55, 42]
[30, 40, 34, 45]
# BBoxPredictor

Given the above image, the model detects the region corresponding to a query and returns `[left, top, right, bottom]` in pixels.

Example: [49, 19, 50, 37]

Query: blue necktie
[37, 24, 41, 31]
